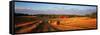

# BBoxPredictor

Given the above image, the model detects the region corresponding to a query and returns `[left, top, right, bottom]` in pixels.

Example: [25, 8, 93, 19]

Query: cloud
[15, 7, 46, 15]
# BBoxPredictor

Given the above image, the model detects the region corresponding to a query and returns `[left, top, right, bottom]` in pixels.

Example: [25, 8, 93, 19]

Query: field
[15, 16, 97, 33]
[48, 17, 96, 30]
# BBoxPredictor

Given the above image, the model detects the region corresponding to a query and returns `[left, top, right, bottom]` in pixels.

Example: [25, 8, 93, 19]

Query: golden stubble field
[49, 17, 97, 30]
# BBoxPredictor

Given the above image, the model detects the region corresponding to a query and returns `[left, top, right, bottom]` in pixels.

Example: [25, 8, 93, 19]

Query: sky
[13, 0, 98, 5]
[15, 2, 97, 15]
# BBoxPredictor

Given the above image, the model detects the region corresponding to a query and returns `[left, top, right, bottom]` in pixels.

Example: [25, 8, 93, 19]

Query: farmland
[48, 17, 96, 30]
[15, 15, 97, 33]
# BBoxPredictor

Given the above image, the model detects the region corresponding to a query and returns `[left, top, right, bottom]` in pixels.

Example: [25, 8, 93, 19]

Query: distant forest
[15, 12, 97, 18]
[14, 13, 30, 16]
